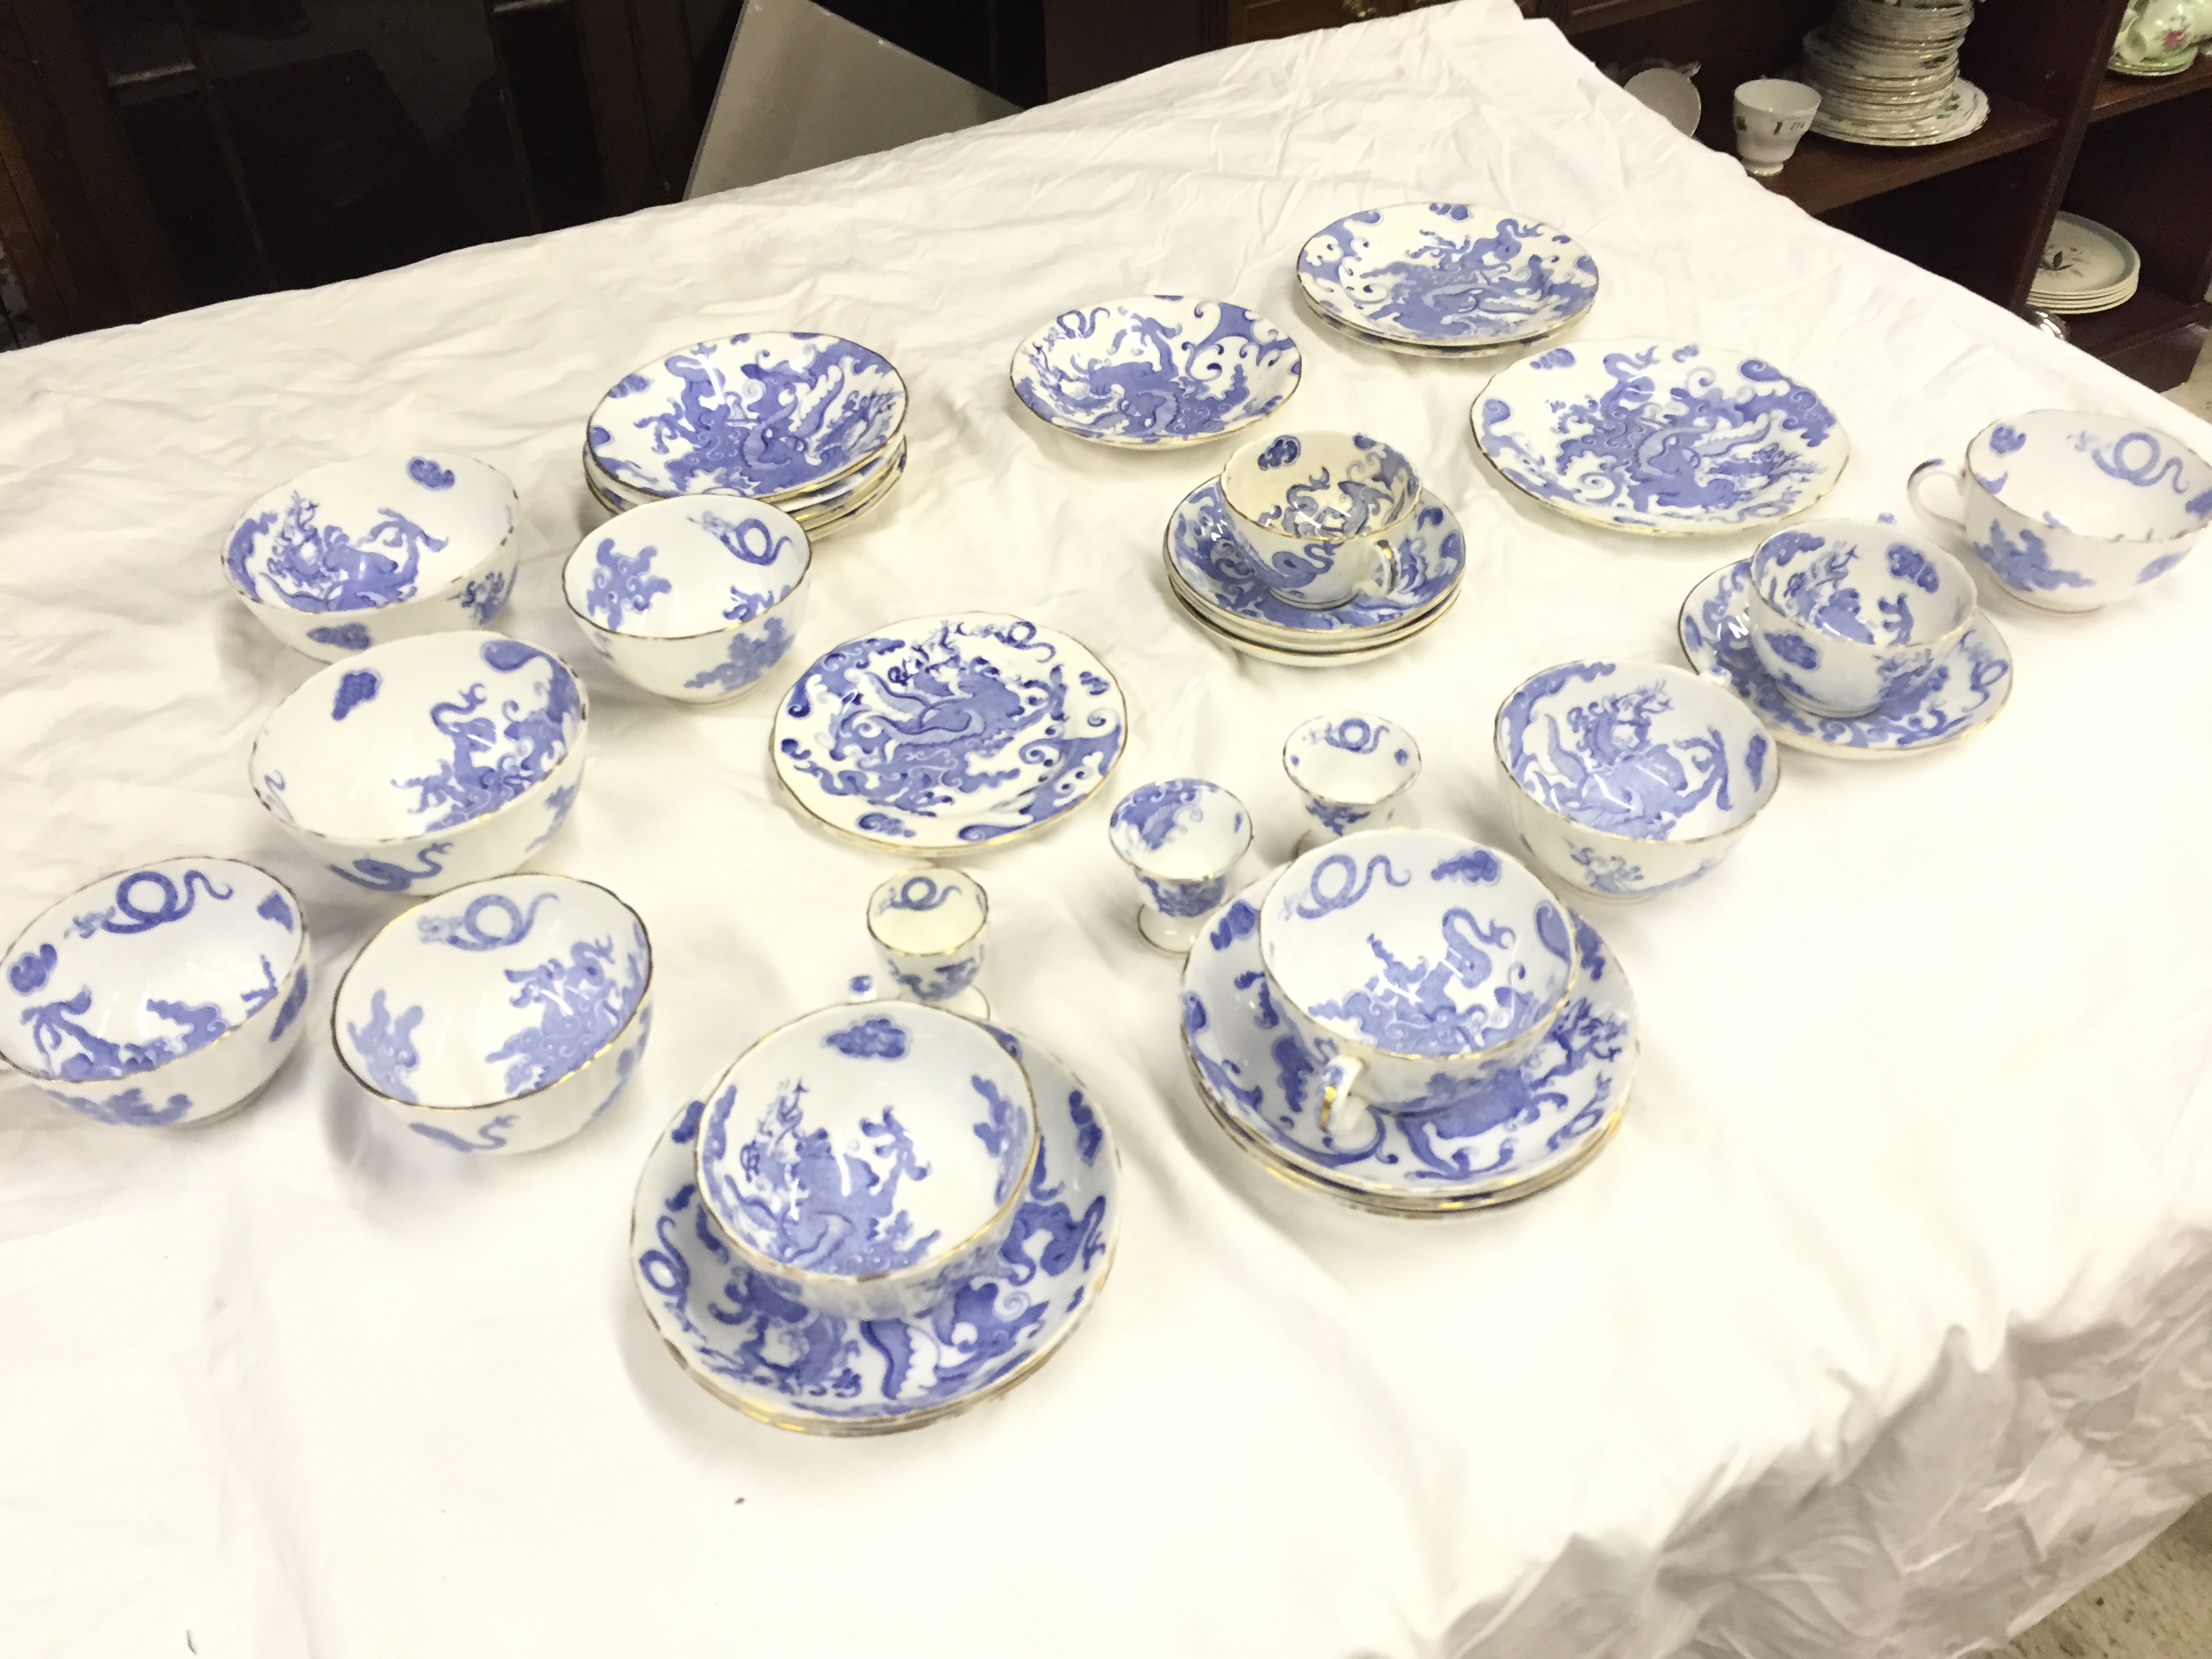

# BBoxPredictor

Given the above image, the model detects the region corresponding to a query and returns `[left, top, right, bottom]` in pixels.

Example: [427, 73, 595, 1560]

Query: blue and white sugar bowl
[1909, 410, 2212, 612]
[560, 495, 811, 703]
[223, 453, 520, 662]
[1495, 659, 1776, 901]
[250, 631, 588, 897]
[1283, 712, 1421, 844]
[332, 876, 653, 1153]
[867, 870, 990, 1019]
[1747, 521, 1975, 717]
[1256, 828, 1574, 1138]
[1107, 779, 1253, 954]
[1218, 430, 1422, 609]
[695, 1004, 1040, 1321]
[1, 859, 311, 1126]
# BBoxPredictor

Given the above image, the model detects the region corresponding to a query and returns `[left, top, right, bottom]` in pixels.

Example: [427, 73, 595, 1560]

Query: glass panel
[495, 0, 607, 228]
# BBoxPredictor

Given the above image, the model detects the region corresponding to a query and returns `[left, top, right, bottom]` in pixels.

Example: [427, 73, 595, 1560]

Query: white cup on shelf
[1734, 79, 1822, 178]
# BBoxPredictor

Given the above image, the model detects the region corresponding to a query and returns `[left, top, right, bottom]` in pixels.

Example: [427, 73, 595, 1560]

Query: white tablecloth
[5, 6, 2211, 1655]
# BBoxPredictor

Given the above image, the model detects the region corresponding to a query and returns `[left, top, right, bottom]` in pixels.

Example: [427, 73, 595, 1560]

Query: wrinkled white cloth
[3, 5, 2211, 1656]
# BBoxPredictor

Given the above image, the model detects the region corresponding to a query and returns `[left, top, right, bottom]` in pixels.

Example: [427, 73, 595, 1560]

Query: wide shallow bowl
[333, 875, 652, 1153]
[1749, 520, 1975, 717]
[1010, 295, 1302, 447]
[1, 858, 310, 1126]
[587, 332, 907, 502]
[1296, 203, 1599, 349]
[224, 452, 519, 661]
[250, 631, 588, 897]
[695, 1004, 1040, 1321]
[1495, 659, 1778, 899]
[562, 495, 811, 703]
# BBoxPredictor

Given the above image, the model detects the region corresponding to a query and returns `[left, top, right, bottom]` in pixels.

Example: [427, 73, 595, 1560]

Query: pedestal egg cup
[1283, 712, 1421, 848]
[867, 870, 990, 1020]
[1107, 779, 1253, 954]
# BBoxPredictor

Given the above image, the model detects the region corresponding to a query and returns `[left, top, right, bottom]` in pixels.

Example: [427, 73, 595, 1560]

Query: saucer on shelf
[1180, 880, 1635, 1214]
[1677, 560, 2012, 759]
[631, 1027, 1118, 1433]
[1010, 295, 1301, 447]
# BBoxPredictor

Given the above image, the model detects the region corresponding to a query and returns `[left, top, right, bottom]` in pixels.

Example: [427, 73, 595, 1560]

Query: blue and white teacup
[1107, 779, 1253, 954]
[560, 495, 811, 703]
[1257, 829, 1574, 1138]
[867, 870, 989, 1019]
[1909, 411, 2212, 613]
[0, 858, 311, 1127]
[695, 1004, 1040, 1321]
[1218, 430, 1420, 609]
[1496, 660, 1777, 901]
[1747, 521, 1975, 717]
[1283, 712, 1421, 844]
[333, 876, 654, 1154]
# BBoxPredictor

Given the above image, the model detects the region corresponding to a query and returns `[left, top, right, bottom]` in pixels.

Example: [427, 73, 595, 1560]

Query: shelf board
[1757, 91, 2060, 216]
[1550, 0, 1713, 36]
[2091, 56, 2212, 121]
[2062, 285, 2212, 358]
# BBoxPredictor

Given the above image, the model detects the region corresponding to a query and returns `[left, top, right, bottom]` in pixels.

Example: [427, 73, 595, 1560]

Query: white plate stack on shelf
[1800, 0, 1989, 148]
[2028, 213, 2142, 316]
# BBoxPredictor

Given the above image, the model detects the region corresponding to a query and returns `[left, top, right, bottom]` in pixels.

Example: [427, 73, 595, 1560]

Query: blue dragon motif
[1975, 523, 2094, 594]
[1300, 206, 1598, 343]
[1012, 298, 1299, 442]
[482, 924, 648, 1094]
[228, 492, 446, 611]
[1498, 662, 1734, 839]
[348, 989, 425, 1101]
[583, 539, 672, 628]
[395, 640, 581, 830]
[683, 615, 791, 694]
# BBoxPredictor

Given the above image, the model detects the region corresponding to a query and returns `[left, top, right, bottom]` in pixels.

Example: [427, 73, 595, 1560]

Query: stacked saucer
[1801, 0, 1987, 148]
[583, 331, 908, 537]
[2028, 213, 2139, 316]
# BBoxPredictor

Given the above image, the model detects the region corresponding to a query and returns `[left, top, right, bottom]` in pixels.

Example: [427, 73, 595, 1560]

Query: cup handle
[1906, 459, 1967, 535]
[1371, 534, 1401, 597]
[1315, 1053, 1371, 1143]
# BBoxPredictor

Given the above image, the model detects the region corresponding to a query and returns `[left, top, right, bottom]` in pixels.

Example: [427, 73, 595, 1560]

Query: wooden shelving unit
[1762, 94, 2059, 217]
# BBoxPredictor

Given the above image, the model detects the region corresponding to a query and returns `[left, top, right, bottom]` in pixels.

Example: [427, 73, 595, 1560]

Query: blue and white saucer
[631, 1027, 1118, 1434]
[1181, 878, 1636, 1214]
[1473, 339, 1849, 534]
[1679, 561, 2013, 759]
[1164, 478, 1466, 646]
[772, 613, 1128, 853]
[1010, 295, 1302, 447]
[1296, 203, 1599, 350]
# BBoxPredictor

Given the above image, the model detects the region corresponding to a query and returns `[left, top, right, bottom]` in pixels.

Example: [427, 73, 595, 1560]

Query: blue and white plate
[587, 332, 907, 502]
[1296, 203, 1599, 350]
[630, 1027, 1118, 1433]
[772, 613, 1128, 853]
[1164, 477, 1465, 647]
[1473, 340, 1850, 534]
[1679, 560, 2013, 759]
[1181, 879, 1635, 1213]
[1010, 295, 1303, 447]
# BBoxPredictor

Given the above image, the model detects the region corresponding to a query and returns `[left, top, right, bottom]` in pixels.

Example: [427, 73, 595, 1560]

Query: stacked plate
[2028, 213, 2140, 315]
[1801, 0, 1988, 147]
[583, 331, 908, 537]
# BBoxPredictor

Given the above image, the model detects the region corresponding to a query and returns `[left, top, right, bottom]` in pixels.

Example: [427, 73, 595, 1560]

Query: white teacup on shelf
[866, 869, 989, 1020]
[1734, 79, 1821, 177]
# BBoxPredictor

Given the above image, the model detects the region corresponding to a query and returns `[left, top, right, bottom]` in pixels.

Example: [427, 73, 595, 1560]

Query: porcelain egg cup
[1107, 779, 1253, 954]
[1283, 712, 1420, 842]
[1747, 521, 1976, 717]
[1496, 659, 1776, 900]
[1257, 828, 1575, 1136]
[224, 453, 520, 662]
[1218, 430, 1421, 609]
[561, 494, 810, 703]
[1910, 411, 2212, 611]
[250, 631, 588, 898]
[1, 858, 311, 1127]
[333, 875, 653, 1153]
[867, 869, 989, 1015]
[695, 1004, 1040, 1321]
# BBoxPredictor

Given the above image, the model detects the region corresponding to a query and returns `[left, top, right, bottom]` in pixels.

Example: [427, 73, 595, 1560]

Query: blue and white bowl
[1010, 295, 1303, 447]
[1296, 203, 1600, 350]
[867, 870, 990, 1017]
[695, 1004, 1040, 1321]
[1220, 430, 1423, 609]
[560, 495, 810, 703]
[1908, 409, 2212, 612]
[1, 859, 310, 1127]
[1107, 779, 1252, 954]
[332, 876, 651, 1154]
[1495, 659, 1777, 900]
[587, 332, 907, 504]
[1283, 712, 1420, 840]
[1257, 830, 1576, 1132]
[223, 453, 519, 662]
[250, 631, 588, 897]
[1749, 521, 1975, 717]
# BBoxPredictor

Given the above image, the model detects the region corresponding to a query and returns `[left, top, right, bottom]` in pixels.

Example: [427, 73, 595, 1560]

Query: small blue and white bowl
[1283, 712, 1420, 842]
[867, 869, 989, 1019]
[223, 453, 520, 662]
[1, 859, 311, 1127]
[1749, 521, 1975, 717]
[560, 495, 811, 703]
[1220, 430, 1422, 609]
[1107, 779, 1253, 954]
[1495, 659, 1777, 901]
[250, 632, 588, 898]
[695, 1004, 1040, 1320]
[333, 875, 651, 1154]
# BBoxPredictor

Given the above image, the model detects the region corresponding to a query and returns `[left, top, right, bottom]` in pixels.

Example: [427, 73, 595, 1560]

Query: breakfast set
[6, 197, 2209, 1433]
